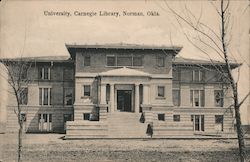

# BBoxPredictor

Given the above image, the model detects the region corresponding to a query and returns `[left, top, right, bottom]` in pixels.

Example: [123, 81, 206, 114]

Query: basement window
[158, 114, 165, 121]
[20, 113, 26, 122]
[173, 115, 180, 122]
[83, 113, 90, 120]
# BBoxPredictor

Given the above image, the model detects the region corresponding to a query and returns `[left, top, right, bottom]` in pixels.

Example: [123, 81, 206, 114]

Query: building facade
[3, 44, 239, 138]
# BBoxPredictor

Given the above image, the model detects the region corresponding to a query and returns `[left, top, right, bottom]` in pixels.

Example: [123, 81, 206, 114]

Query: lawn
[0, 133, 249, 162]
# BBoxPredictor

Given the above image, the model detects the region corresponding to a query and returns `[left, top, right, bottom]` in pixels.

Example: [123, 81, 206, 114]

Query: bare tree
[165, 0, 249, 161]
[0, 58, 34, 162]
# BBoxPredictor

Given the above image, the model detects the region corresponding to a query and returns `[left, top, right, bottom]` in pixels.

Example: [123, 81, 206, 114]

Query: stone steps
[65, 121, 108, 139]
[107, 112, 148, 138]
[153, 121, 194, 137]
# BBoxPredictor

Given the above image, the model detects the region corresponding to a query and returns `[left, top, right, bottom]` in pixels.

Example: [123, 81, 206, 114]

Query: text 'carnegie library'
[43, 10, 160, 17]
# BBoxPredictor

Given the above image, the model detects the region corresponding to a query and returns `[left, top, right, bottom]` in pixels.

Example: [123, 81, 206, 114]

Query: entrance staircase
[107, 112, 148, 138]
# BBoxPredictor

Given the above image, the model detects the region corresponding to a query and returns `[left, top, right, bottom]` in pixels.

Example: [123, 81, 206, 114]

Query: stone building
[2, 44, 239, 138]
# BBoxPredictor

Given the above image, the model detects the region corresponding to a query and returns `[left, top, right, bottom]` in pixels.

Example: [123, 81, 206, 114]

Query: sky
[0, 0, 249, 124]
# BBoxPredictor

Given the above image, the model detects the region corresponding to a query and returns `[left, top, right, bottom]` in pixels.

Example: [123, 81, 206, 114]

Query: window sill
[191, 80, 204, 82]
[105, 66, 144, 68]
[155, 97, 165, 100]
[39, 105, 52, 107]
[215, 106, 224, 108]
[81, 96, 91, 99]
[64, 105, 73, 107]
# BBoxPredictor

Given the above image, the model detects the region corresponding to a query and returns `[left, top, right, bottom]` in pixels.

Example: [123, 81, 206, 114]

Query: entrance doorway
[117, 90, 132, 112]
[191, 115, 205, 132]
[38, 113, 52, 132]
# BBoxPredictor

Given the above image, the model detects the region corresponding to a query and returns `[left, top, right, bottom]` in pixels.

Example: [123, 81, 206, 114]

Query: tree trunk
[18, 126, 23, 162]
[15, 95, 23, 162]
[220, 0, 246, 161]
[233, 87, 246, 162]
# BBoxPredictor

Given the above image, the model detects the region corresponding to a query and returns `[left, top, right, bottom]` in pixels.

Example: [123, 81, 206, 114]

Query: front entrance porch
[104, 84, 143, 113]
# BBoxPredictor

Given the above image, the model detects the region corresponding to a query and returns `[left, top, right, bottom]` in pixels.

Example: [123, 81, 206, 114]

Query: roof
[99, 67, 150, 77]
[65, 43, 183, 50]
[0, 55, 241, 69]
[65, 43, 183, 57]
[0, 56, 72, 63]
[173, 57, 241, 68]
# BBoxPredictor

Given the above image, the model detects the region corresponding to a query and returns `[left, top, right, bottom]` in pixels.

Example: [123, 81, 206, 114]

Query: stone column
[110, 84, 115, 113]
[99, 83, 108, 121]
[143, 84, 149, 105]
[142, 84, 152, 123]
[100, 84, 106, 104]
[135, 84, 140, 113]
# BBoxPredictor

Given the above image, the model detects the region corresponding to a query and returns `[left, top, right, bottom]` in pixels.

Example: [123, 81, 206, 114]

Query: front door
[38, 113, 52, 132]
[191, 115, 205, 132]
[117, 90, 132, 112]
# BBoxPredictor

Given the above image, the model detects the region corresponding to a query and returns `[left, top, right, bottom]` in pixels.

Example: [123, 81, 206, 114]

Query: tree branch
[238, 92, 250, 108]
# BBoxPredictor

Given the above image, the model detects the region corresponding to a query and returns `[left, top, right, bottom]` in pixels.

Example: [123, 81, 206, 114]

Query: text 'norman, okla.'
[43, 10, 160, 17]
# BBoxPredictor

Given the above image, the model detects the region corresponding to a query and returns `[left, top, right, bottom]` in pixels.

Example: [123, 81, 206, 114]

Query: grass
[0, 133, 250, 162]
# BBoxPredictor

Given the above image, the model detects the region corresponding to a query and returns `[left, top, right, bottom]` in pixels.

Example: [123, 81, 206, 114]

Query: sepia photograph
[0, 0, 249, 161]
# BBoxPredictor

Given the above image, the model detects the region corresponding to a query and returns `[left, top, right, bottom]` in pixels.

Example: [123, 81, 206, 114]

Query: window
[191, 115, 205, 131]
[173, 115, 180, 122]
[133, 56, 143, 66]
[106, 55, 143, 67]
[83, 113, 90, 120]
[192, 70, 204, 82]
[158, 114, 165, 121]
[157, 55, 165, 67]
[19, 88, 28, 105]
[63, 68, 74, 80]
[214, 90, 224, 107]
[117, 56, 132, 66]
[39, 88, 51, 105]
[21, 71, 28, 80]
[20, 65, 29, 80]
[190, 90, 205, 107]
[172, 68, 180, 81]
[84, 56, 91, 66]
[157, 86, 165, 97]
[83, 85, 91, 96]
[172, 90, 180, 106]
[20, 113, 26, 122]
[64, 88, 73, 105]
[215, 115, 223, 131]
[107, 56, 116, 66]
[215, 73, 224, 82]
[38, 113, 52, 131]
[39, 67, 50, 80]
